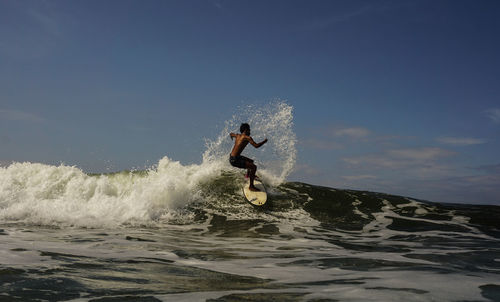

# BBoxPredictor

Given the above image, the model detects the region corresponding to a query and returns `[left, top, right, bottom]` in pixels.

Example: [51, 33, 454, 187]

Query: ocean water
[1, 102, 499, 302]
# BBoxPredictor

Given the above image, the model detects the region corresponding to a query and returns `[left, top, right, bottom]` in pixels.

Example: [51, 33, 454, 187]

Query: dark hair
[240, 123, 250, 133]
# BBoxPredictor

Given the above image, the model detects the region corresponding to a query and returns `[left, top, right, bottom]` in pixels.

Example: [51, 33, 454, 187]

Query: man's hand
[256, 138, 267, 148]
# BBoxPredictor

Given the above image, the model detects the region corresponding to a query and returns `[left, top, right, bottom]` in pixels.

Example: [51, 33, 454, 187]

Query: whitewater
[1, 101, 499, 301]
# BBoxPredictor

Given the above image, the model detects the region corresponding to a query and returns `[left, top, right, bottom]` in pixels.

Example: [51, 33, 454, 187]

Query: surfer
[229, 123, 268, 191]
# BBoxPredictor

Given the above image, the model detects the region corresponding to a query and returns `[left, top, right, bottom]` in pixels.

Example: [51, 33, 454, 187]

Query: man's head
[240, 123, 250, 134]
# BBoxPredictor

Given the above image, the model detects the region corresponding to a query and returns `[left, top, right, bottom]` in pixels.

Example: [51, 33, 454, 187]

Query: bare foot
[248, 186, 260, 192]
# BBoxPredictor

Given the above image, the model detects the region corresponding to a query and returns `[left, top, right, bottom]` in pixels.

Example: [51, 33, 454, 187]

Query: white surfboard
[242, 178, 267, 206]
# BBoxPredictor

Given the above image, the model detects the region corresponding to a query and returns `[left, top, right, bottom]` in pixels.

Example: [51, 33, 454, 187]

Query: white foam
[203, 100, 297, 186]
[0, 101, 297, 228]
[0, 158, 210, 227]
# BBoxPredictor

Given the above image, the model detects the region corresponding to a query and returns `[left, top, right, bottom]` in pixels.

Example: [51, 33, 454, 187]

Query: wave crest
[0, 101, 297, 227]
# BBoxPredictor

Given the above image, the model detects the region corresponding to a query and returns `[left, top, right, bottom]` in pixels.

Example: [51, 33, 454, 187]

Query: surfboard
[242, 178, 267, 206]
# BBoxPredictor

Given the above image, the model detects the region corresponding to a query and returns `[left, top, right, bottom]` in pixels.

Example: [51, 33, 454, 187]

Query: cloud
[343, 154, 395, 168]
[436, 137, 486, 146]
[473, 163, 500, 174]
[485, 108, 500, 123]
[461, 174, 500, 188]
[0, 2, 66, 59]
[342, 147, 455, 175]
[127, 125, 152, 132]
[27, 8, 62, 37]
[333, 127, 371, 138]
[293, 163, 322, 176]
[341, 174, 377, 181]
[302, 2, 410, 31]
[330, 126, 404, 142]
[301, 138, 343, 150]
[303, 5, 373, 30]
[301, 126, 371, 150]
[212, 0, 223, 9]
[0, 109, 46, 123]
[390, 173, 500, 204]
[387, 147, 454, 161]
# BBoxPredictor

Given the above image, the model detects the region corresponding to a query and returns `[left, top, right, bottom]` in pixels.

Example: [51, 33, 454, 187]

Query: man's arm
[249, 137, 268, 148]
[230, 133, 237, 140]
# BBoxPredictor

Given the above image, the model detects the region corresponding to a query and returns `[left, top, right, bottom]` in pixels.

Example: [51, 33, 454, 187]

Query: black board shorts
[229, 156, 247, 169]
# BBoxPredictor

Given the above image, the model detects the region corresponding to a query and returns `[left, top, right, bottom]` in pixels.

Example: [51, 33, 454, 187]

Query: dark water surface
[1, 180, 499, 302]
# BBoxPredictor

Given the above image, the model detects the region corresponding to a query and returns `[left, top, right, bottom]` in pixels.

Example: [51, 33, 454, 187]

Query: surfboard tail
[243, 179, 267, 206]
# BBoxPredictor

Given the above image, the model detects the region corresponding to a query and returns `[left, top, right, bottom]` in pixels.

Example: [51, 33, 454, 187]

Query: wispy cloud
[333, 127, 370, 138]
[303, 125, 402, 151]
[0, 109, 46, 123]
[302, 2, 409, 31]
[0, 2, 66, 59]
[331, 126, 407, 142]
[461, 174, 500, 188]
[301, 138, 343, 150]
[387, 147, 454, 161]
[303, 5, 373, 30]
[27, 8, 62, 37]
[343, 147, 455, 175]
[302, 124, 497, 203]
[127, 125, 153, 132]
[341, 174, 377, 181]
[436, 136, 486, 146]
[293, 163, 322, 176]
[473, 163, 500, 174]
[387, 173, 500, 204]
[212, 0, 223, 9]
[485, 108, 500, 123]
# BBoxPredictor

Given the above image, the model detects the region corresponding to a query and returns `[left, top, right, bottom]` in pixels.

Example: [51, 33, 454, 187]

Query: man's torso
[230, 134, 250, 157]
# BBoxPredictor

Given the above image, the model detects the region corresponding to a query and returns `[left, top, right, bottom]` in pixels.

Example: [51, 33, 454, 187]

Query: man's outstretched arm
[249, 137, 268, 148]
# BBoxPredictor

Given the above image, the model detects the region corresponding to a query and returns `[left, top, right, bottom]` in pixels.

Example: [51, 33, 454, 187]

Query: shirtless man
[229, 123, 268, 191]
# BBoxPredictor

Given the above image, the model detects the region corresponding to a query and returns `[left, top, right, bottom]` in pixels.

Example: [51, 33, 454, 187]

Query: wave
[1, 159, 499, 236]
[1, 100, 498, 235]
[0, 101, 297, 227]
[279, 182, 500, 235]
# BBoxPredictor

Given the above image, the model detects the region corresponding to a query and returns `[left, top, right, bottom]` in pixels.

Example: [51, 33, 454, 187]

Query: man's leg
[245, 160, 259, 191]
[241, 156, 253, 179]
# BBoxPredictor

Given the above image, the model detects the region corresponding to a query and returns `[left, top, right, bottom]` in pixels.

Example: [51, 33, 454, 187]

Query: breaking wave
[0, 101, 297, 227]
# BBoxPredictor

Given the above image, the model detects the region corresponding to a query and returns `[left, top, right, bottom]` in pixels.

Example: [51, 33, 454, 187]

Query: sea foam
[0, 101, 297, 227]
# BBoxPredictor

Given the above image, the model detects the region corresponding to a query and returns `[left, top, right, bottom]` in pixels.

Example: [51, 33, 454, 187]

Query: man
[229, 123, 268, 191]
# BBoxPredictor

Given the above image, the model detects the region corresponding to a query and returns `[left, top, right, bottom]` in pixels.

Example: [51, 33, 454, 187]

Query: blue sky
[1, 0, 499, 204]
